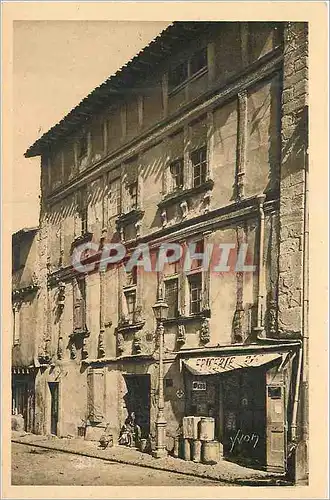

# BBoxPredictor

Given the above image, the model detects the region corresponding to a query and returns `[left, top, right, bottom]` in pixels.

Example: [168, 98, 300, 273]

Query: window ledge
[69, 328, 90, 339]
[158, 179, 214, 209]
[115, 209, 144, 228]
[71, 232, 93, 250]
[168, 67, 208, 97]
[163, 310, 211, 325]
[115, 320, 145, 333]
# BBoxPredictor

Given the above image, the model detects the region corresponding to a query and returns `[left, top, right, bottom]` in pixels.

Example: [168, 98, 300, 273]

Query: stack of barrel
[182, 416, 220, 464]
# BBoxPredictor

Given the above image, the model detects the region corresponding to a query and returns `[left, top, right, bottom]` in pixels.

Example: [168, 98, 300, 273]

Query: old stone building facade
[16, 21, 308, 481]
[12, 227, 39, 432]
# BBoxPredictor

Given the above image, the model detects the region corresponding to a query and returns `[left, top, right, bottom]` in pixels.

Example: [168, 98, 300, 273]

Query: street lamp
[152, 294, 169, 459]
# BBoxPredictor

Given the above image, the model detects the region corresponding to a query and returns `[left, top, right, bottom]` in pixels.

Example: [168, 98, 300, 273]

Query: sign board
[183, 352, 283, 375]
[192, 381, 207, 391]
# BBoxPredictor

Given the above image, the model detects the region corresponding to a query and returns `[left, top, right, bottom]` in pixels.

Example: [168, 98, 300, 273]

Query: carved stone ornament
[266, 300, 277, 337]
[160, 210, 168, 228]
[132, 334, 142, 355]
[135, 220, 141, 239]
[98, 329, 106, 358]
[177, 323, 186, 344]
[232, 308, 245, 343]
[117, 332, 125, 354]
[70, 341, 77, 360]
[200, 317, 210, 343]
[202, 190, 212, 213]
[179, 200, 188, 219]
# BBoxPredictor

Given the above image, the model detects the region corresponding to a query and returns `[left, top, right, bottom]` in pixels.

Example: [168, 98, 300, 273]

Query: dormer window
[168, 47, 208, 92]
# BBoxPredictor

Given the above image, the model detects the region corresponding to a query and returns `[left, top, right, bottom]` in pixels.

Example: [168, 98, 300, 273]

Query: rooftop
[25, 21, 216, 158]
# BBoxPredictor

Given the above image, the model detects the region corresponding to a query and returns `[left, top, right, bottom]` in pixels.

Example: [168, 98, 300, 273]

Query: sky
[12, 20, 170, 233]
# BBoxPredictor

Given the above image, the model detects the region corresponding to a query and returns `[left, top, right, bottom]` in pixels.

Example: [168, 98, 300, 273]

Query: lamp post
[152, 294, 169, 459]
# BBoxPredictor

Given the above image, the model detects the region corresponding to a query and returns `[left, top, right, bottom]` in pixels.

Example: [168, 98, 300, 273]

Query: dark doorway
[49, 382, 59, 436]
[123, 375, 150, 437]
[222, 368, 267, 468]
[12, 376, 35, 433]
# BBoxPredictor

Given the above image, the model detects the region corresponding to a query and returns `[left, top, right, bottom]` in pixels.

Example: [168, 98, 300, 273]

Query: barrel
[192, 439, 202, 463]
[202, 440, 220, 465]
[183, 438, 192, 461]
[182, 416, 201, 440]
[173, 437, 180, 458]
[199, 417, 215, 441]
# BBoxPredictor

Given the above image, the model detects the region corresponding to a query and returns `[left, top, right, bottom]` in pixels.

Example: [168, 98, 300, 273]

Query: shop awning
[183, 352, 283, 375]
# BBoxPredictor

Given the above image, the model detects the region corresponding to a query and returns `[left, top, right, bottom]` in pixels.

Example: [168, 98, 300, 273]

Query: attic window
[78, 134, 88, 159]
[168, 47, 208, 92]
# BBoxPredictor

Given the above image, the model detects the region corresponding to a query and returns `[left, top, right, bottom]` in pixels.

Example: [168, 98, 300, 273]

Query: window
[194, 239, 205, 268]
[79, 186, 88, 234]
[170, 158, 184, 191]
[78, 134, 88, 159]
[12, 306, 20, 345]
[128, 182, 138, 211]
[81, 207, 88, 234]
[191, 146, 207, 187]
[168, 61, 188, 88]
[168, 47, 208, 91]
[125, 289, 136, 322]
[164, 278, 179, 318]
[190, 47, 208, 76]
[188, 273, 202, 315]
[108, 177, 121, 217]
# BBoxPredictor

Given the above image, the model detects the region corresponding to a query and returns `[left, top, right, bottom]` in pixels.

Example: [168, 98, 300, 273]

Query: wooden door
[49, 382, 59, 436]
[266, 382, 286, 472]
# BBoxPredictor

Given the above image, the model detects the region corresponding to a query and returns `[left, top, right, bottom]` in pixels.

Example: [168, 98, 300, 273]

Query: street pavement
[12, 443, 228, 486]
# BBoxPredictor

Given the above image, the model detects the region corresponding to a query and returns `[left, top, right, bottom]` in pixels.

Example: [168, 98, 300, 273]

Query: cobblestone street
[12, 443, 229, 486]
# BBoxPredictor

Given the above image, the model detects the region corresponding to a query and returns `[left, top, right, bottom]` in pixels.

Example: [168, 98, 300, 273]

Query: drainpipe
[253, 194, 267, 338]
[291, 140, 309, 443]
[301, 143, 309, 442]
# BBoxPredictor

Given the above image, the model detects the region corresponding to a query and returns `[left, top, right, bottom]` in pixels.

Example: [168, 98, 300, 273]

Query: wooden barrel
[199, 417, 215, 441]
[202, 440, 220, 464]
[182, 416, 201, 439]
[183, 438, 191, 461]
[192, 439, 202, 463]
[173, 437, 180, 458]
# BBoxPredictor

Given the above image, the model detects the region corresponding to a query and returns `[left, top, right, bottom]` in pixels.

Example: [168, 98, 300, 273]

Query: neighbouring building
[12, 227, 39, 432]
[19, 21, 308, 482]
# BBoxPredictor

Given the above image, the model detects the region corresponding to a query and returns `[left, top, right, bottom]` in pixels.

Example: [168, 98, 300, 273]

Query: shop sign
[192, 381, 207, 391]
[183, 352, 283, 375]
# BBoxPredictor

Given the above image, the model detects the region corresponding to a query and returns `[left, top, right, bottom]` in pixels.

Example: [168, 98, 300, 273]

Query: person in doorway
[118, 412, 141, 448]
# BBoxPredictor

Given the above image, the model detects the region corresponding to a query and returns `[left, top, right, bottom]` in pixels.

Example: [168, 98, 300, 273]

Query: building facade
[12, 227, 39, 432]
[19, 21, 308, 481]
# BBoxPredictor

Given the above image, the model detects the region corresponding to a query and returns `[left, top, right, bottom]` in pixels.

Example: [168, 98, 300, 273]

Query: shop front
[179, 344, 299, 472]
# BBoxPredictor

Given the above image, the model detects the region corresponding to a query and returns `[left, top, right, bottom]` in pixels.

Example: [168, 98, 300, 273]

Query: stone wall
[278, 22, 308, 337]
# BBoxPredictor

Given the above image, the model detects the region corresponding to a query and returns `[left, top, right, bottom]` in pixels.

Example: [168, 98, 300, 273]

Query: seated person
[118, 412, 141, 448]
